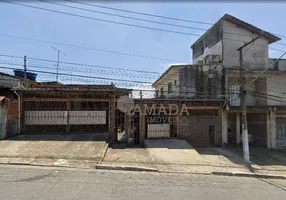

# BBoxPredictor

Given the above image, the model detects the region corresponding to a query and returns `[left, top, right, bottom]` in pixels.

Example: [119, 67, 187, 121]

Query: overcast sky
[1, 1, 286, 87]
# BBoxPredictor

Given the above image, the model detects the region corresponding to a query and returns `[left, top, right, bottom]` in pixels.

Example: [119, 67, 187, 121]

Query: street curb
[95, 164, 158, 172]
[213, 171, 286, 180]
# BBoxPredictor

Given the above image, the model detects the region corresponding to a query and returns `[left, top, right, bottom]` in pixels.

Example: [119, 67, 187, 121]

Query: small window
[174, 80, 177, 85]
[160, 87, 164, 96]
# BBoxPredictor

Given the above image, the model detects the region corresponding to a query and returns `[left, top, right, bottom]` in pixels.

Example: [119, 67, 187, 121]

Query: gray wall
[178, 64, 223, 99]
[179, 114, 222, 147]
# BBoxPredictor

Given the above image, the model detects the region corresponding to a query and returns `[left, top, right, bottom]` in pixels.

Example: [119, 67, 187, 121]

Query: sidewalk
[196, 148, 253, 174]
[229, 148, 286, 176]
[98, 146, 158, 171]
[98, 140, 213, 174]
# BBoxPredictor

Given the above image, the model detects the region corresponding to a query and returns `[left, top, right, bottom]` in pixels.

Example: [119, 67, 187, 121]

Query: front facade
[149, 63, 227, 147]
[191, 14, 280, 70]
[14, 83, 131, 143]
[191, 13, 286, 148]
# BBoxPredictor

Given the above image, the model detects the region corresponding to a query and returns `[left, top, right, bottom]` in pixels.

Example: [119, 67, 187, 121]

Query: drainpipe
[13, 91, 21, 135]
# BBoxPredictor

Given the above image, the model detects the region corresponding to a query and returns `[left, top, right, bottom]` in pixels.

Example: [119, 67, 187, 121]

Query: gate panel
[147, 124, 170, 138]
[23, 100, 109, 134]
[276, 118, 286, 148]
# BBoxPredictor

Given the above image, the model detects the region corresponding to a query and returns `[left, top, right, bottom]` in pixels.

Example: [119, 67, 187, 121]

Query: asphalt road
[0, 165, 285, 200]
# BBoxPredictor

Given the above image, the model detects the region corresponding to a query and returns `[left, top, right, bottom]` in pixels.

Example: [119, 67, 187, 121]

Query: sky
[1, 1, 286, 90]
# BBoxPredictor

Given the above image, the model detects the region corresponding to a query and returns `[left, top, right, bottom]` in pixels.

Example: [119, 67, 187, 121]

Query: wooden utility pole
[237, 36, 260, 163]
[23, 55, 27, 87]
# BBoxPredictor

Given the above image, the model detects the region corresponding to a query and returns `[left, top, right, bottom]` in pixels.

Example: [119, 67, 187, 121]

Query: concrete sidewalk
[197, 148, 253, 174]
[0, 134, 108, 168]
[229, 148, 286, 176]
[98, 146, 157, 171]
[144, 139, 212, 174]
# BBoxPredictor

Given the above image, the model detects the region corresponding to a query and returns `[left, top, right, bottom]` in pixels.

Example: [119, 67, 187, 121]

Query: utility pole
[237, 35, 260, 163]
[23, 55, 27, 87]
[51, 46, 65, 83]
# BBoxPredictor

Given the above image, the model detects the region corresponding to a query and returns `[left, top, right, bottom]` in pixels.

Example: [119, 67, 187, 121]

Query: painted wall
[0, 74, 20, 88]
[179, 115, 222, 147]
[153, 70, 180, 98]
[228, 76, 256, 106]
[268, 59, 286, 71]
[192, 22, 223, 62]
[193, 41, 222, 64]
[267, 76, 286, 106]
[223, 20, 269, 69]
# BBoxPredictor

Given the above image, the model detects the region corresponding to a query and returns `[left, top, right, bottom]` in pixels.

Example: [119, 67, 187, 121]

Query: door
[208, 125, 215, 146]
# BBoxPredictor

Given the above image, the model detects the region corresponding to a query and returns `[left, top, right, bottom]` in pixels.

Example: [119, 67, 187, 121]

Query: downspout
[13, 91, 21, 135]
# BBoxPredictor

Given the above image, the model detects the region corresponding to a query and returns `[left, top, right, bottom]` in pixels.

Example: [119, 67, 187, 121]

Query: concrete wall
[0, 74, 20, 88]
[192, 22, 223, 61]
[254, 78, 267, 106]
[154, 71, 180, 99]
[179, 65, 223, 99]
[266, 77, 286, 106]
[179, 114, 222, 147]
[247, 113, 267, 147]
[193, 41, 222, 64]
[228, 76, 256, 106]
[268, 59, 286, 71]
[223, 20, 269, 69]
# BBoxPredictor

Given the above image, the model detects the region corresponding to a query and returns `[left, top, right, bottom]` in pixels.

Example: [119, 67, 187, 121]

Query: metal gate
[147, 124, 170, 138]
[276, 118, 286, 148]
[23, 100, 108, 134]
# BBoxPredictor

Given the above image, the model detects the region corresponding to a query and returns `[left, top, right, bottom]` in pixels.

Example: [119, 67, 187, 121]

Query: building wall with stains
[179, 113, 222, 147]
[178, 64, 223, 99]
[192, 22, 223, 63]
[223, 20, 269, 69]
[266, 76, 286, 106]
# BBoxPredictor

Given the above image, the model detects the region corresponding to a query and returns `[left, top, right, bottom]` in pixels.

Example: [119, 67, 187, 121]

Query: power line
[65, 0, 286, 40]
[38, 0, 207, 32]
[18, 0, 286, 45]
[0, 0, 201, 37]
[64, 0, 213, 26]
[3, 0, 286, 53]
[0, 66, 153, 84]
[0, 53, 161, 75]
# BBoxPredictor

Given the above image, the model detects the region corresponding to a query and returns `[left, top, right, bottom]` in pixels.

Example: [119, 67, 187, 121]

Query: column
[268, 110, 276, 148]
[221, 110, 228, 146]
[109, 93, 116, 142]
[139, 105, 146, 144]
[236, 113, 241, 146]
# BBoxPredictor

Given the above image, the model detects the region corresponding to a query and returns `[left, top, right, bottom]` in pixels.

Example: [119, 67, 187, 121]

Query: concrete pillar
[267, 110, 276, 148]
[138, 104, 146, 144]
[236, 113, 241, 146]
[109, 93, 116, 142]
[221, 110, 228, 146]
[139, 112, 146, 144]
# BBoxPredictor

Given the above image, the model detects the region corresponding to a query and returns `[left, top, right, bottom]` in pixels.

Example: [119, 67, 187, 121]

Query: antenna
[51, 46, 66, 83]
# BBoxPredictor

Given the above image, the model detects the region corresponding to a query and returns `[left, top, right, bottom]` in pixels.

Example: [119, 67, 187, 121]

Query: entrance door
[208, 125, 215, 146]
